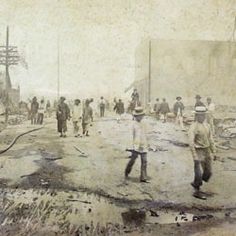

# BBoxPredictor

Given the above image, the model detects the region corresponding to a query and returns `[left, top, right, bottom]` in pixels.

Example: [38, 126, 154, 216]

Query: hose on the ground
[0, 127, 43, 155]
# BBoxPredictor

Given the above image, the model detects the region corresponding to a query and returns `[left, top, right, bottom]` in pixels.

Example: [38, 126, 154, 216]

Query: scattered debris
[66, 199, 92, 204]
[44, 157, 63, 161]
[149, 210, 159, 217]
[121, 209, 146, 226]
[73, 146, 88, 157]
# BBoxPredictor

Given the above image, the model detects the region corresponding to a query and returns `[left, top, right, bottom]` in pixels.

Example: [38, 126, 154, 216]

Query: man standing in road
[82, 99, 93, 136]
[188, 106, 216, 199]
[131, 89, 140, 108]
[37, 99, 45, 125]
[113, 99, 125, 122]
[31, 96, 39, 125]
[153, 98, 161, 120]
[206, 97, 215, 136]
[125, 107, 149, 183]
[72, 99, 82, 137]
[99, 96, 106, 117]
[56, 97, 70, 138]
[173, 96, 185, 130]
[159, 98, 170, 123]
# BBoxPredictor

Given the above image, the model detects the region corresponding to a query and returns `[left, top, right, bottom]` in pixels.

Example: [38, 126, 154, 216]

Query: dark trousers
[37, 113, 44, 125]
[100, 106, 105, 117]
[193, 148, 212, 188]
[31, 113, 37, 125]
[125, 151, 147, 181]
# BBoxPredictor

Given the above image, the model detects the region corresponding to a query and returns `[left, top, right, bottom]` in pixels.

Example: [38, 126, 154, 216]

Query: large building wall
[135, 39, 236, 106]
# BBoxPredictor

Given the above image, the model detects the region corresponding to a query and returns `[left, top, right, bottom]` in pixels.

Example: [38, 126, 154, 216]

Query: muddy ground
[0, 113, 236, 235]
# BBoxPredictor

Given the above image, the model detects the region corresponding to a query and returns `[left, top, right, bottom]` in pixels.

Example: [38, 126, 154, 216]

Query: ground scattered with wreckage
[0, 112, 236, 235]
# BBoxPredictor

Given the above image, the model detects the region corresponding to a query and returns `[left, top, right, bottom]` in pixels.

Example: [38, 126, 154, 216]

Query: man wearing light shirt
[188, 106, 216, 199]
[125, 107, 149, 183]
[72, 99, 82, 137]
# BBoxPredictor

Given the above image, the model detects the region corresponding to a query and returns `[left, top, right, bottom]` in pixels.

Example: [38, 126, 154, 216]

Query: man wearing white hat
[188, 106, 216, 199]
[125, 106, 149, 183]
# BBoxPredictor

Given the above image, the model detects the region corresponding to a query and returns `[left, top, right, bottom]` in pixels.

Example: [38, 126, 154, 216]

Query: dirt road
[0, 114, 236, 235]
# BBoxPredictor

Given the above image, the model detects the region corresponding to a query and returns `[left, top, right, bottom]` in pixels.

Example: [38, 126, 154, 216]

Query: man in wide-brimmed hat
[188, 106, 216, 199]
[173, 96, 185, 130]
[125, 106, 149, 183]
[56, 96, 70, 137]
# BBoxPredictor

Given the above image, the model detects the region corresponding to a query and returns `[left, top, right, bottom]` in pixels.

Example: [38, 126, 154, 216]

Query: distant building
[0, 71, 20, 106]
[133, 39, 236, 106]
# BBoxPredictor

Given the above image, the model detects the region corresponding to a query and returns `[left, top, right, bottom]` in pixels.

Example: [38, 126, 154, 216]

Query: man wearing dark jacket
[56, 97, 70, 137]
[31, 97, 39, 125]
[159, 98, 170, 123]
[114, 99, 125, 122]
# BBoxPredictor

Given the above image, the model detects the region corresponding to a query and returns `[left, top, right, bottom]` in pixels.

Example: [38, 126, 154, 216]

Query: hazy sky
[0, 0, 235, 100]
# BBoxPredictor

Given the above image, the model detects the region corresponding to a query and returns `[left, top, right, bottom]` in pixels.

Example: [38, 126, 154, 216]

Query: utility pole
[148, 40, 152, 104]
[0, 26, 20, 124]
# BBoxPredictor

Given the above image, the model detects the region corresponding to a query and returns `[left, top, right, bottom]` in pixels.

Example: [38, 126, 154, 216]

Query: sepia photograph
[0, 1, 236, 235]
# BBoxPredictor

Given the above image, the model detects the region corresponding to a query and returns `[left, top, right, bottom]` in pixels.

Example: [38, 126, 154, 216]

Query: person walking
[30, 97, 39, 125]
[113, 99, 125, 122]
[153, 98, 161, 120]
[188, 106, 216, 199]
[159, 98, 170, 123]
[46, 100, 51, 118]
[173, 96, 185, 130]
[125, 107, 149, 183]
[72, 99, 82, 137]
[37, 99, 45, 125]
[56, 97, 70, 137]
[131, 89, 140, 108]
[82, 99, 93, 136]
[99, 96, 106, 117]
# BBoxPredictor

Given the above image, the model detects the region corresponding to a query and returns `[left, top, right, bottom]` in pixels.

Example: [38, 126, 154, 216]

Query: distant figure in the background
[27, 98, 31, 120]
[72, 99, 82, 137]
[195, 95, 205, 107]
[89, 98, 96, 120]
[46, 100, 51, 117]
[31, 97, 39, 125]
[173, 96, 185, 130]
[82, 99, 93, 136]
[99, 96, 106, 117]
[56, 97, 70, 138]
[131, 89, 140, 108]
[37, 99, 45, 125]
[153, 98, 161, 120]
[206, 97, 215, 136]
[159, 98, 170, 123]
[114, 99, 125, 122]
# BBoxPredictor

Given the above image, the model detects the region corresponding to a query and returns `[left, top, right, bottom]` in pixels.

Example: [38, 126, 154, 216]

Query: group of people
[125, 93, 217, 200]
[29, 97, 51, 125]
[56, 97, 93, 138]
